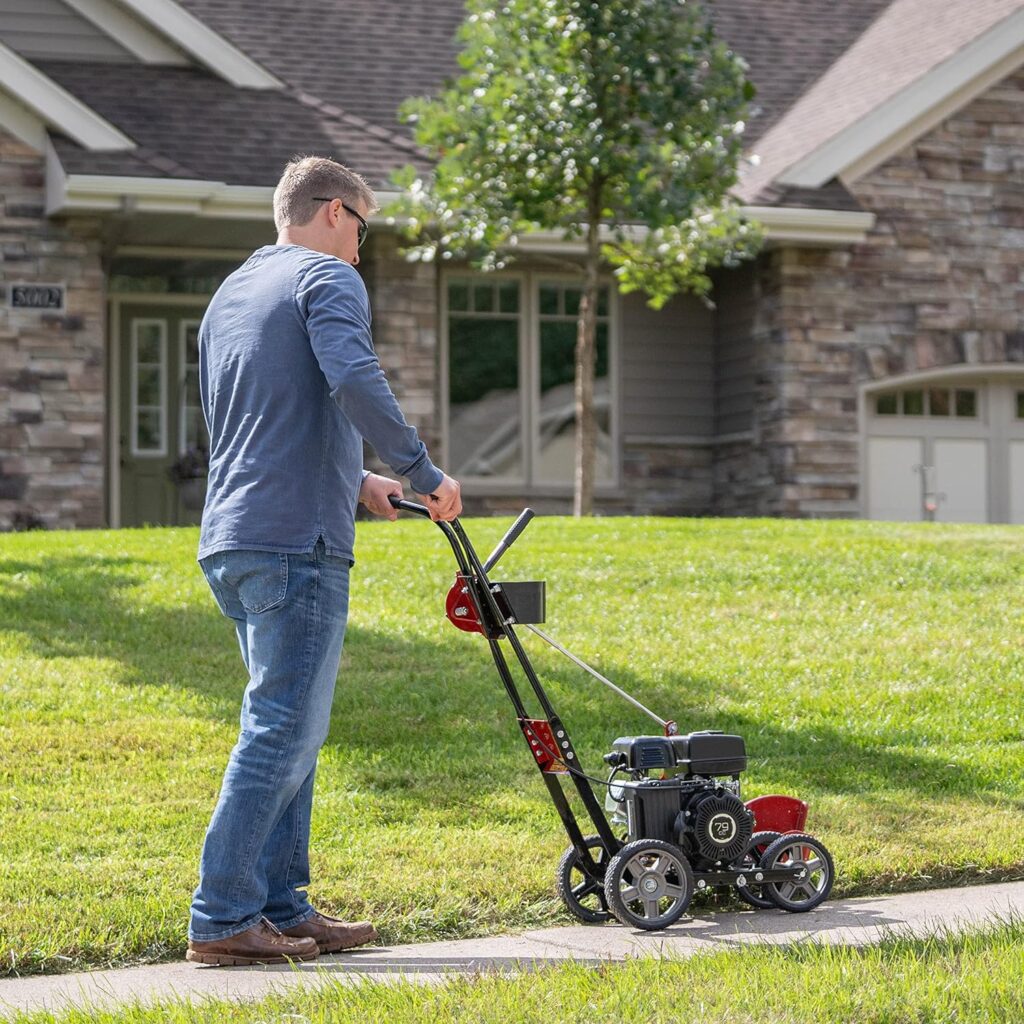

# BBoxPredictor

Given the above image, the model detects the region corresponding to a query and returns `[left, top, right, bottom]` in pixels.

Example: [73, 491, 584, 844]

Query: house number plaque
[9, 283, 65, 310]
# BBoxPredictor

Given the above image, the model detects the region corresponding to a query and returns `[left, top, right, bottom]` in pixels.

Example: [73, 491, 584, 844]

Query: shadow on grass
[0, 552, 1012, 814]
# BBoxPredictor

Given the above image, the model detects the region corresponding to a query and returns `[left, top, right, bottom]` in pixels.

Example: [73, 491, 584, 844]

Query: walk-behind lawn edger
[391, 497, 835, 930]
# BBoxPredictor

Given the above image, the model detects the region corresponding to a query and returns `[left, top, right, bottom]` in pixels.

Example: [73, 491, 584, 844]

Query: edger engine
[604, 732, 753, 866]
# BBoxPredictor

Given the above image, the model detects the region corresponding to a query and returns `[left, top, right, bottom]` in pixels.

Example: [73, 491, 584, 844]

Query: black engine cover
[677, 789, 753, 864]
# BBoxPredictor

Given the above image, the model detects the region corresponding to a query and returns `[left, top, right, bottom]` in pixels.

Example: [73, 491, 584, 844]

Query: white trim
[46, 168, 875, 247]
[109, 293, 212, 305]
[860, 363, 1024, 392]
[115, 245, 253, 260]
[742, 206, 876, 245]
[0, 89, 46, 151]
[49, 171, 275, 218]
[108, 300, 121, 528]
[780, 7, 1024, 188]
[624, 432, 755, 447]
[115, 0, 282, 89]
[63, 0, 189, 65]
[0, 41, 135, 151]
[178, 317, 202, 454]
[511, 207, 875, 249]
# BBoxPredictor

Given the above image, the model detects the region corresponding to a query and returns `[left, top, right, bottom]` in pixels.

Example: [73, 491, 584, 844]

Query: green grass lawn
[1, 516, 1023, 977]
[10, 920, 1024, 1024]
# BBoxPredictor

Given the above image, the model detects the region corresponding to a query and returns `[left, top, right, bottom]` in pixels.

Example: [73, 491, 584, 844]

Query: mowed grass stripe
[1, 518, 1022, 975]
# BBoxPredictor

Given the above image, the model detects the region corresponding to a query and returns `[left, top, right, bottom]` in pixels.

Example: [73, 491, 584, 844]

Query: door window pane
[955, 389, 977, 418]
[928, 388, 950, 416]
[875, 392, 897, 415]
[136, 410, 162, 451]
[448, 287, 522, 478]
[902, 390, 924, 416]
[132, 320, 166, 455]
[137, 367, 161, 408]
[136, 323, 162, 364]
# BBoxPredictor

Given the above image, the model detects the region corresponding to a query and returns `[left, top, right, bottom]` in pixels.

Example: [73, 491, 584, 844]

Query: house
[2, 0, 1023, 528]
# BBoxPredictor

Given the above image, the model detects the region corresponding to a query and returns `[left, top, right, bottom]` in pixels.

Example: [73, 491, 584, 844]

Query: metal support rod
[523, 624, 669, 730]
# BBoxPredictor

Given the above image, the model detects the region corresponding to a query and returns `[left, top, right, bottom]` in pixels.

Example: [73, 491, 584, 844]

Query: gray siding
[714, 263, 757, 436]
[0, 0, 134, 62]
[619, 290, 714, 438]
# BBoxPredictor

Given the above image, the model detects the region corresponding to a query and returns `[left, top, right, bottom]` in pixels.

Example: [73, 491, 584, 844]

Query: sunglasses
[313, 197, 368, 248]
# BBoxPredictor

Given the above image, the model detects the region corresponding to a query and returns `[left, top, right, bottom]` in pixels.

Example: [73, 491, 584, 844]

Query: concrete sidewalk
[2, 881, 1022, 1020]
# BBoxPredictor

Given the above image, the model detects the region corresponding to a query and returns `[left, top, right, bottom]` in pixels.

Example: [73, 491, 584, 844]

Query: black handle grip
[388, 495, 432, 517]
[483, 508, 535, 573]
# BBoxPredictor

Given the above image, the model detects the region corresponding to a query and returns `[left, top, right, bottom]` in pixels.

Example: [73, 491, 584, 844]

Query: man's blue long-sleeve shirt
[197, 244, 443, 563]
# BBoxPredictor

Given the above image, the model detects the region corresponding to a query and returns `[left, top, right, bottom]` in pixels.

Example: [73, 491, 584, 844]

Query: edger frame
[391, 497, 834, 929]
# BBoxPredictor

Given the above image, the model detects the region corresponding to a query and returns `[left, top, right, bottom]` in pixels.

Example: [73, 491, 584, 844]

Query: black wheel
[604, 839, 694, 930]
[760, 833, 835, 913]
[735, 830, 782, 910]
[556, 834, 614, 923]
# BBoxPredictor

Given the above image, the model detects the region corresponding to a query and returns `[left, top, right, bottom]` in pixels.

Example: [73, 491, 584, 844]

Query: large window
[445, 275, 615, 487]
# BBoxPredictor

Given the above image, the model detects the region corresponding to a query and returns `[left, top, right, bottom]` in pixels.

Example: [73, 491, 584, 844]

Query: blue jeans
[189, 539, 350, 942]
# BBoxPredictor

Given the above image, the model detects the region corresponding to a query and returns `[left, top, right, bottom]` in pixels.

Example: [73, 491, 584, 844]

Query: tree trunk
[573, 189, 602, 517]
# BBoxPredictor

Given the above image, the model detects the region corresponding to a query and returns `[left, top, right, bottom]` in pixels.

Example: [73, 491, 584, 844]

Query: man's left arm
[298, 260, 445, 499]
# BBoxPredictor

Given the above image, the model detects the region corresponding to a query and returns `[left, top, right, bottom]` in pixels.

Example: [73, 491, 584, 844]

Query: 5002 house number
[9, 284, 65, 310]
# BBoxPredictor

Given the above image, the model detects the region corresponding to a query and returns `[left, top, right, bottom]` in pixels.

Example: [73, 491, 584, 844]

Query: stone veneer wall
[0, 130, 105, 531]
[713, 257, 784, 515]
[720, 66, 1024, 517]
[360, 234, 442, 489]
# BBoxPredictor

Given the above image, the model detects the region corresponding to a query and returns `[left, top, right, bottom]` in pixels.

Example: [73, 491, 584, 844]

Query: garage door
[864, 378, 1024, 523]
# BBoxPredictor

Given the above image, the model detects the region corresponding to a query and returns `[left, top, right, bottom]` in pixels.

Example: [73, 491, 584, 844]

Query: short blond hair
[272, 156, 378, 232]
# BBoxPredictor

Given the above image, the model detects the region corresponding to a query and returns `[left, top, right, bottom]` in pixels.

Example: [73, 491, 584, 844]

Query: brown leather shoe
[280, 911, 379, 953]
[186, 917, 320, 966]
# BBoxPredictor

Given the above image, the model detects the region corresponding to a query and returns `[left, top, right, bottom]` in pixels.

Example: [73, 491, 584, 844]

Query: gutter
[46, 168, 876, 245]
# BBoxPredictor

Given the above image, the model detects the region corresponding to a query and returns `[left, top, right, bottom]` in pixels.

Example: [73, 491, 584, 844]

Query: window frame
[178, 318, 204, 455]
[441, 269, 620, 493]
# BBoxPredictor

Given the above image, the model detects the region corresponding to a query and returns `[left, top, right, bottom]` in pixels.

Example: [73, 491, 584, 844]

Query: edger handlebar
[387, 495, 535, 574]
[387, 495, 432, 517]
[483, 508, 535, 572]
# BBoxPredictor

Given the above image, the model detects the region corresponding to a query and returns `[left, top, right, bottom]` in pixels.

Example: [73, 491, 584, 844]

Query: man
[186, 156, 461, 966]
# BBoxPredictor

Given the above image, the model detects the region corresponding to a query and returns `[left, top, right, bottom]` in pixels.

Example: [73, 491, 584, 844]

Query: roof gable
[0, 40, 134, 151]
[739, 0, 1024, 200]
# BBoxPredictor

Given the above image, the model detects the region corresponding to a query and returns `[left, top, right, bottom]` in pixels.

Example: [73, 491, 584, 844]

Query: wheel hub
[639, 873, 663, 897]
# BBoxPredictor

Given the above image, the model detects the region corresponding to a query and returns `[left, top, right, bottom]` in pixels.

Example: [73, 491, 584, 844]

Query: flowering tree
[392, 0, 761, 514]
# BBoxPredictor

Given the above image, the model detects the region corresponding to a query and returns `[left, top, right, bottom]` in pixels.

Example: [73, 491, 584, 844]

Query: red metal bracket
[519, 718, 569, 774]
[446, 574, 484, 633]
